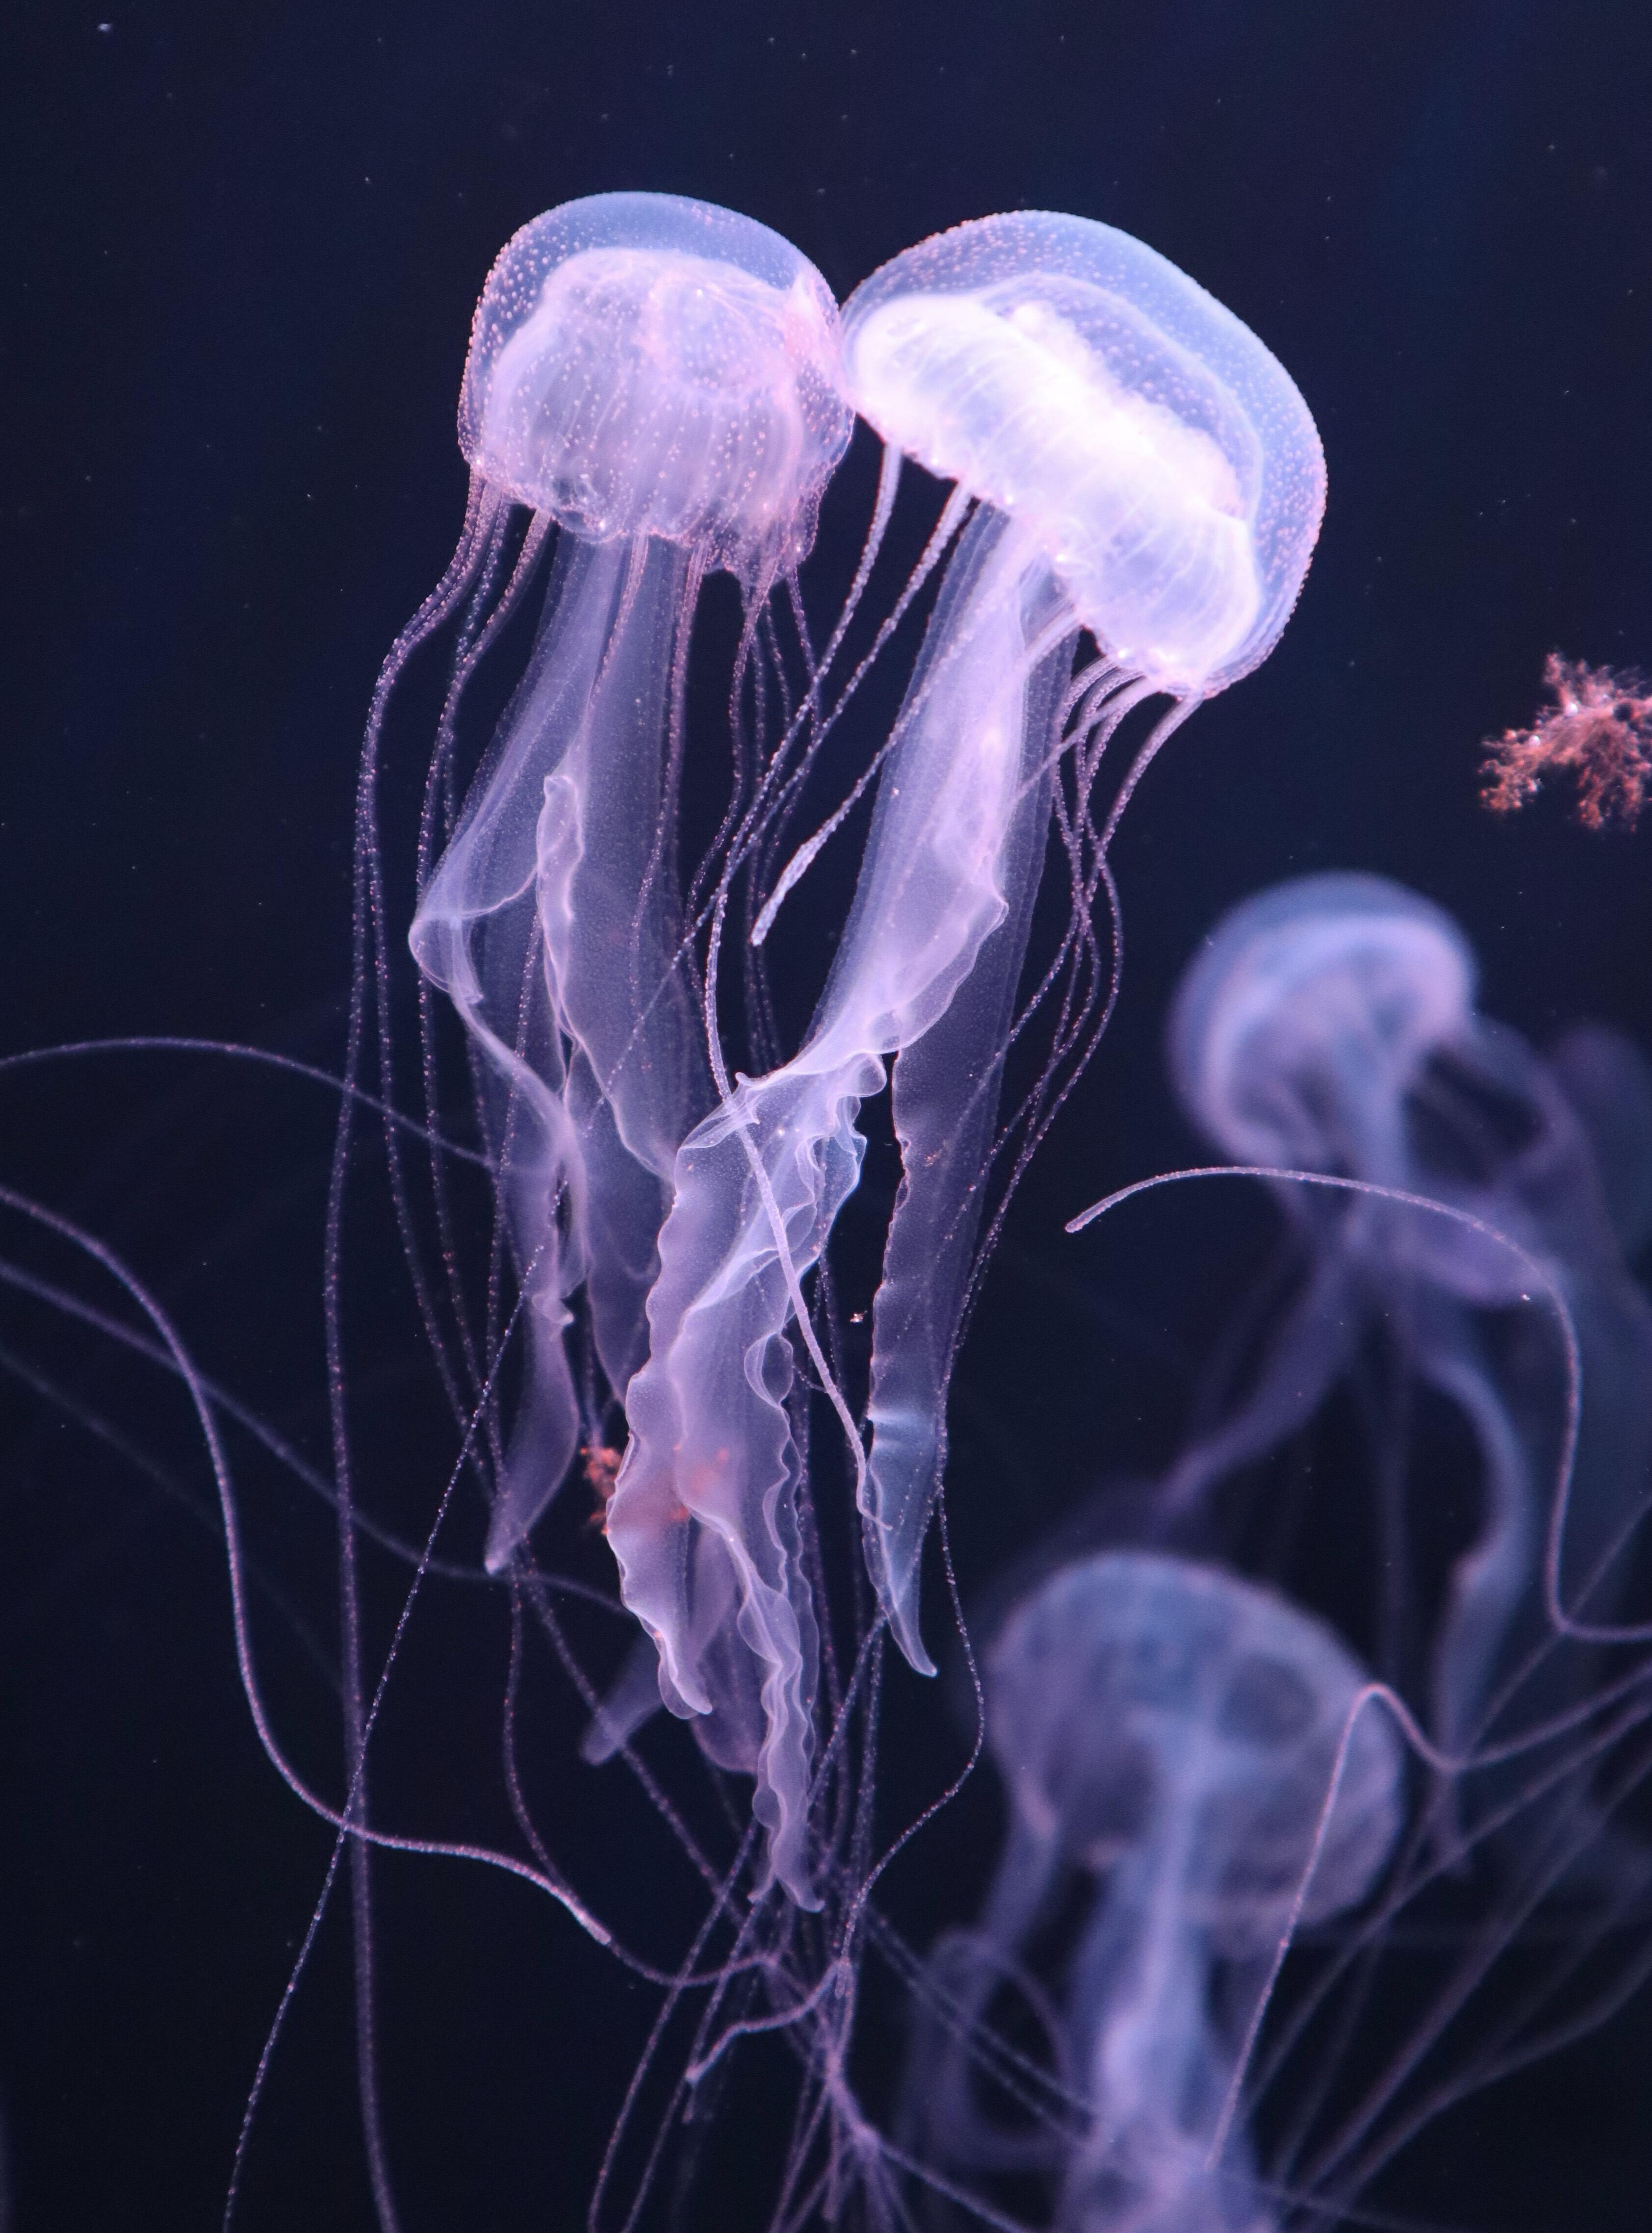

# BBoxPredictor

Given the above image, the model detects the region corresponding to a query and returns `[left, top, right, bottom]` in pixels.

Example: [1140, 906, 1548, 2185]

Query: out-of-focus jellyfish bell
[409, 193, 851, 1578]
[607, 211, 1325, 1905]
[906, 1551, 1400, 2232]
[1169, 872, 1479, 1216]
[1163, 873, 1652, 1843]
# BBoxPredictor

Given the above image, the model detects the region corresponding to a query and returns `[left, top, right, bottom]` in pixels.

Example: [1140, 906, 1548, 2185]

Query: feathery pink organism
[1481, 653, 1652, 829]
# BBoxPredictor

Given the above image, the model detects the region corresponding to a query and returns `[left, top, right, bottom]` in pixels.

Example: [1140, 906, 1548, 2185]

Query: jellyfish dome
[986, 1553, 1401, 1942]
[910, 1550, 1401, 2233]
[460, 191, 850, 578]
[843, 211, 1326, 697]
[1169, 871, 1477, 1183]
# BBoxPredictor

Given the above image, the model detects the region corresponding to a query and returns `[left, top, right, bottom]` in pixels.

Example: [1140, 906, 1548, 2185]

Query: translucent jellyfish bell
[408, 193, 851, 1576]
[459, 192, 849, 581]
[908, 1551, 1401, 2232]
[1169, 871, 1478, 1198]
[843, 210, 1327, 698]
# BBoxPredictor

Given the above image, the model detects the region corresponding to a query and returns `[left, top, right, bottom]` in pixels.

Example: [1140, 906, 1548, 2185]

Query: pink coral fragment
[1481, 653, 1652, 830]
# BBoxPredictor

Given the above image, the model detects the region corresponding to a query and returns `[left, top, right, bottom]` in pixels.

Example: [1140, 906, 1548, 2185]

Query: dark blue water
[3, 4, 1650, 2228]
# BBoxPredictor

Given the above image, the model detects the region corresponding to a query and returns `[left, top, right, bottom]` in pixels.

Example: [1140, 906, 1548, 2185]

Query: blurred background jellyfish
[607, 212, 1325, 1899]
[1154, 872, 1652, 1855]
[902, 1550, 1401, 2232]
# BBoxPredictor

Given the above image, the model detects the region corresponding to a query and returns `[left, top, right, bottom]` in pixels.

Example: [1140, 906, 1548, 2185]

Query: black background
[3, 3, 1651, 2229]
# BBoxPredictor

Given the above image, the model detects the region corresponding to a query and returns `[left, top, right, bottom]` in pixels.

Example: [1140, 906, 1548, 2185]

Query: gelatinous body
[1166, 873, 1652, 1834]
[842, 214, 1324, 1676]
[907, 1551, 1400, 2231]
[406, 195, 851, 1891]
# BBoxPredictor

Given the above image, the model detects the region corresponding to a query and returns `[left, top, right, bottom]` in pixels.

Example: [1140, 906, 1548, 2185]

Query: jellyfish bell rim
[457, 190, 853, 574]
[840, 209, 1327, 698]
[1169, 871, 1480, 1155]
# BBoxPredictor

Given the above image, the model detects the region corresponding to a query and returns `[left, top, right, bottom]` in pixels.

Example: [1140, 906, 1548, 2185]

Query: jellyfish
[903, 1549, 1401, 2231]
[155, 189, 858, 2222]
[606, 212, 1325, 1902]
[1159, 871, 1652, 1844]
[403, 190, 851, 1586]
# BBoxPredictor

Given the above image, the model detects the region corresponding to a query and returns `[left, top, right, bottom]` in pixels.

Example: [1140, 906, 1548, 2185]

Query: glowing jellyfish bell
[1167, 872, 1480, 1206]
[409, 192, 851, 1570]
[842, 209, 1328, 703]
[458, 191, 847, 577]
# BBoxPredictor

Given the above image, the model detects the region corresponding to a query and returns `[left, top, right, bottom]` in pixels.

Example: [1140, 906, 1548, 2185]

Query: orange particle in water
[1481, 653, 1652, 830]
[581, 1444, 623, 1533]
